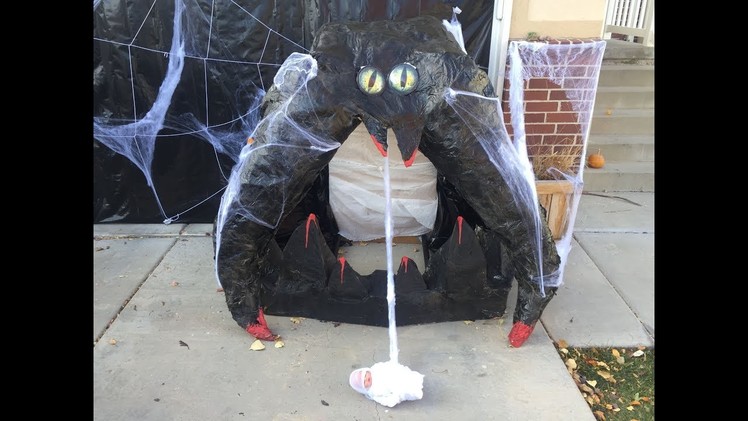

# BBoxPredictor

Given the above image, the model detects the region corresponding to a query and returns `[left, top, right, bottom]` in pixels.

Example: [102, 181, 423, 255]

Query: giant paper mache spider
[215, 15, 561, 348]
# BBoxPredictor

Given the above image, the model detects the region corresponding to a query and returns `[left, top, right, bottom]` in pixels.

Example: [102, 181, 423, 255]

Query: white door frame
[487, 0, 515, 92]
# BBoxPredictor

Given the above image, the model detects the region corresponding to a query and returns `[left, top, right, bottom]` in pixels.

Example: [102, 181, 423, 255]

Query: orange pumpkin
[587, 149, 605, 168]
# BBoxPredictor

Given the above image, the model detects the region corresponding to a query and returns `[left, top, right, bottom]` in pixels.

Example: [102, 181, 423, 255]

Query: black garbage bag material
[215, 15, 560, 347]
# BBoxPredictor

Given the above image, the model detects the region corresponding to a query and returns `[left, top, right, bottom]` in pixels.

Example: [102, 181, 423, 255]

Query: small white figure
[349, 360, 424, 407]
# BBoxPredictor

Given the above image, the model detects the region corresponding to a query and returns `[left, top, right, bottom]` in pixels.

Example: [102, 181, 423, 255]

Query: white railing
[604, 0, 654, 46]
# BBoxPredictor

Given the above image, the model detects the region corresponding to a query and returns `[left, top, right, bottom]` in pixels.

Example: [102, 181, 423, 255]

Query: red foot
[508, 322, 535, 348]
[370, 134, 387, 157]
[403, 149, 418, 168]
[246, 308, 277, 341]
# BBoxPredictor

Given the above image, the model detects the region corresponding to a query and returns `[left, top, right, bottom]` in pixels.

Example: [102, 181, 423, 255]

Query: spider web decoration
[93, 0, 494, 223]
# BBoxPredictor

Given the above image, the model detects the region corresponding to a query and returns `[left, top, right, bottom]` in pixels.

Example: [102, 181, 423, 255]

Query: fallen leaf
[557, 339, 568, 349]
[605, 404, 613, 410]
[274, 340, 285, 348]
[637, 346, 646, 351]
[290, 317, 302, 324]
[630, 401, 641, 406]
[321, 400, 329, 406]
[170, 281, 179, 287]
[109, 338, 117, 345]
[586, 380, 598, 388]
[632, 350, 644, 357]
[617, 356, 625, 364]
[626, 406, 634, 411]
[464, 320, 474, 325]
[593, 394, 601, 404]
[585, 358, 598, 367]
[560, 348, 569, 354]
[612, 349, 620, 358]
[179, 340, 190, 349]
[593, 410, 606, 420]
[596, 361, 611, 370]
[631, 419, 640, 421]
[586, 396, 594, 405]
[250, 340, 266, 351]
[597, 370, 615, 383]
[580, 384, 594, 394]
[641, 397, 650, 402]
[605, 109, 613, 115]
[613, 408, 621, 412]
[566, 358, 577, 370]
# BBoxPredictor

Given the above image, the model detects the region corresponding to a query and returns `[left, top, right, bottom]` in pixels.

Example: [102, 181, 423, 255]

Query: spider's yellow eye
[388, 63, 418, 95]
[357, 66, 385, 95]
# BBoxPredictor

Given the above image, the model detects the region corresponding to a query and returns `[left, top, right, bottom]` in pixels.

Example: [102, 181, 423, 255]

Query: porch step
[586, 134, 654, 162]
[597, 64, 654, 88]
[594, 86, 654, 111]
[603, 39, 654, 62]
[582, 161, 654, 192]
[590, 109, 654, 135]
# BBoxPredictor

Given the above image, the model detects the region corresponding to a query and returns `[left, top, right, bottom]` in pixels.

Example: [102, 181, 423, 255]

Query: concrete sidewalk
[93, 192, 653, 420]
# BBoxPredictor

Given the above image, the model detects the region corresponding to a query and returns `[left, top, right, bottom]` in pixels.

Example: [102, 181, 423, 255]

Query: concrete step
[590, 109, 653, 135]
[594, 86, 654, 111]
[598, 64, 654, 88]
[603, 39, 654, 62]
[586, 134, 654, 162]
[582, 161, 654, 192]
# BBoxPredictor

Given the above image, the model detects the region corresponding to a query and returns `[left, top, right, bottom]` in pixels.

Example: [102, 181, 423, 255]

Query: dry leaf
[605, 404, 613, 410]
[274, 340, 285, 348]
[463, 320, 474, 325]
[250, 340, 266, 351]
[289, 317, 302, 324]
[108, 338, 117, 345]
[612, 349, 620, 358]
[170, 281, 179, 287]
[616, 356, 625, 364]
[597, 370, 613, 381]
[593, 394, 601, 404]
[632, 350, 644, 357]
[557, 339, 568, 349]
[580, 384, 594, 394]
[630, 401, 641, 406]
[641, 397, 650, 402]
[631, 419, 640, 421]
[613, 407, 621, 412]
[596, 361, 610, 370]
[586, 396, 595, 405]
[586, 380, 598, 388]
[593, 410, 606, 421]
[605, 109, 613, 115]
[560, 348, 569, 355]
[566, 358, 577, 370]
[626, 406, 634, 411]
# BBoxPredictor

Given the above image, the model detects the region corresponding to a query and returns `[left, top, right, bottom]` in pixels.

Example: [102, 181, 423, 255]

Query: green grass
[555, 342, 654, 421]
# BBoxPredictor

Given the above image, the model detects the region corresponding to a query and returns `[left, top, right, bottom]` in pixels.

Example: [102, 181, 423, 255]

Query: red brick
[528, 145, 553, 156]
[528, 78, 560, 89]
[503, 112, 512, 124]
[506, 125, 514, 135]
[559, 101, 576, 112]
[525, 113, 546, 123]
[546, 112, 579, 123]
[525, 124, 556, 134]
[557, 124, 582, 134]
[549, 90, 570, 100]
[543, 135, 578, 145]
[524, 90, 549, 101]
[526, 101, 558, 112]
[526, 135, 543, 146]
[562, 78, 594, 89]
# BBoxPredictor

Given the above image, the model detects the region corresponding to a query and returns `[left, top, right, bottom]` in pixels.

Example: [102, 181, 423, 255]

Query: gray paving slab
[94, 236, 594, 421]
[93, 237, 177, 341]
[339, 241, 426, 276]
[182, 223, 215, 236]
[541, 239, 653, 348]
[575, 233, 654, 337]
[573, 192, 654, 233]
[94, 223, 186, 238]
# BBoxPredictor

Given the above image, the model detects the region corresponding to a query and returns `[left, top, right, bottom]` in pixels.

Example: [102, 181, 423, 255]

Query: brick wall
[501, 39, 602, 179]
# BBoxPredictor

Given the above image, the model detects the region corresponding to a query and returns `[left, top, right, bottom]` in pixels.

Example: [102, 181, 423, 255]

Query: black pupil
[400, 69, 408, 88]
[368, 72, 377, 89]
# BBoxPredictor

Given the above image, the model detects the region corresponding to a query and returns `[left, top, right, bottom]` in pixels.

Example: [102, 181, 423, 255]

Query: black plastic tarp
[93, 0, 495, 223]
